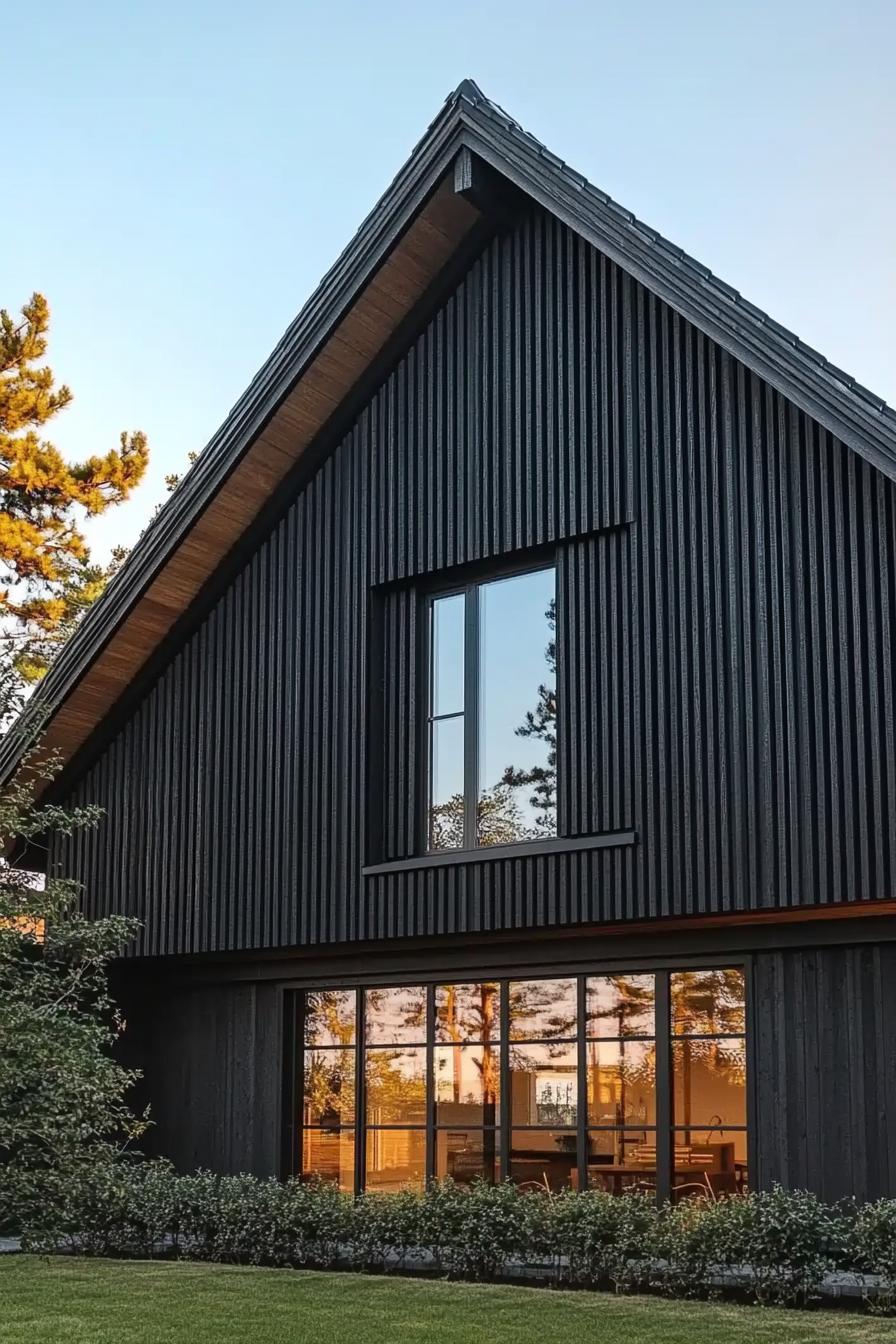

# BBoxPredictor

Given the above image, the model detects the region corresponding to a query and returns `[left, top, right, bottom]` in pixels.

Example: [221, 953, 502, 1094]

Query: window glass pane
[586, 975, 655, 1038]
[509, 1130, 577, 1191]
[477, 567, 556, 845]
[365, 1046, 427, 1124]
[587, 1130, 658, 1194]
[671, 968, 745, 1035]
[303, 989, 356, 1046]
[302, 1128, 355, 1189]
[364, 986, 427, 1044]
[434, 1044, 499, 1124]
[509, 1043, 578, 1126]
[672, 1038, 747, 1128]
[509, 978, 577, 1040]
[587, 1040, 656, 1125]
[303, 1048, 355, 1126]
[431, 593, 465, 717]
[435, 1129, 498, 1185]
[365, 1128, 426, 1192]
[428, 715, 465, 850]
[435, 982, 500, 1043]
[672, 1129, 748, 1199]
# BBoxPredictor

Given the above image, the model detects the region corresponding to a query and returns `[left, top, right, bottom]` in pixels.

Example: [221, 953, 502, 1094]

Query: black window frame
[422, 555, 558, 855]
[288, 957, 752, 1204]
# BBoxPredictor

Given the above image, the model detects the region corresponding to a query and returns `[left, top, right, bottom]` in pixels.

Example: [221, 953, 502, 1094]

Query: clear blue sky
[5, 0, 895, 561]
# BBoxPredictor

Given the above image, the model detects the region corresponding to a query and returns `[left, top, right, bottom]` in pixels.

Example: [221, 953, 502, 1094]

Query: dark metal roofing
[452, 78, 896, 477]
[3, 77, 895, 784]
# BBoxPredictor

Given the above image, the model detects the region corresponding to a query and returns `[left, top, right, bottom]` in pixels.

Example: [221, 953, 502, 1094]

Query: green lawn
[0, 1257, 891, 1344]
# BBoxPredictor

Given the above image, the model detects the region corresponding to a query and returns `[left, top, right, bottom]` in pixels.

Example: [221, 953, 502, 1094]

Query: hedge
[5, 1161, 896, 1312]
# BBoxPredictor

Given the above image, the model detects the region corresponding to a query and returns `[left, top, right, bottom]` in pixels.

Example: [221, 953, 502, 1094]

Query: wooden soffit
[29, 174, 481, 774]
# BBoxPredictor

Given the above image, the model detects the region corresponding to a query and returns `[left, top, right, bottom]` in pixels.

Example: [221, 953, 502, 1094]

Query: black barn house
[7, 81, 896, 1202]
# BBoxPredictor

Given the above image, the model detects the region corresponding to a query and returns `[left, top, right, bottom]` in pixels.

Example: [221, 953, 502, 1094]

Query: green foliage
[14, 1166, 896, 1312]
[849, 1199, 896, 1315]
[0, 693, 146, 1225]
[1, 292, 149, 679]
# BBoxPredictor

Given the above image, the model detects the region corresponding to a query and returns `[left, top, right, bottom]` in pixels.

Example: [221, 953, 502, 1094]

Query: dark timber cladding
[51, 201, 896, 957]
[114, 936, 896, 1194]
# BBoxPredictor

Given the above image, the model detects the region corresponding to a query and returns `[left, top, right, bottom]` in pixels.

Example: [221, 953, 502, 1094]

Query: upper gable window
[426, 565, 556, 852]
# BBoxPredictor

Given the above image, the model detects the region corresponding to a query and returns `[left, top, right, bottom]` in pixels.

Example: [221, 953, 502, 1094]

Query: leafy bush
[849, 1199, 896, 1315]
[11, 1164, 896, 1312]
[550, 1187, 656, 1292]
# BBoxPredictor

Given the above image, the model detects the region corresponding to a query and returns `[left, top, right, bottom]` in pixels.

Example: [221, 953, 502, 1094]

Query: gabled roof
[4, 78, 896, 790]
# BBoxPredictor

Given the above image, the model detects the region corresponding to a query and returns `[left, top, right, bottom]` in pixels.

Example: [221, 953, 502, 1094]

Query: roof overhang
[4, 79, 896, 794]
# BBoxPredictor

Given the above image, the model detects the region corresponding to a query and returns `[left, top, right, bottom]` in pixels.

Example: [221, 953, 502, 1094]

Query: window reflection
[587, 975, 654, 1037]
[304, 989, 356, 1046]
[365, 1129, 426, 1192]
[478, 568, 556, 845]
[509, 1130, 577, 1192]
[434, 1044, 499, 1124]
[672, 1129, 748, 1199]
[431, 594, 465, 717]
[672, 1038, 747, 1128]
[587, 1130, 658, 1194]
[302, 1128, 355, 1189]
[303, 1049, 355, 1126]
[510, 1043, 577, 1126]
[671, 969, 745, 1036]
[429, 716, 465, 851]
[509, 978, 577, 1040]
[364, 986, 427, 1044]
[365, 1046, 427, 1125]
[425, 566, 556, 853]
[299, 968, 748, 1198]
[587, 1040, 656, 1125]
[435, 1129, 498, 1185]
[435, 982, 500, 1043]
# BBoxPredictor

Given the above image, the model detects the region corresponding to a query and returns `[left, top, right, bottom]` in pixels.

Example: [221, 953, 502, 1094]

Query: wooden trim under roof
[21, 176, 481, 771]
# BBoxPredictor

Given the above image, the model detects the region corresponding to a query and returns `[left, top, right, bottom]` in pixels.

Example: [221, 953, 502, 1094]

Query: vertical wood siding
[753, 945, 896, 1200]
[54, 206, 896, 955]
[118, 979, 283, 1176]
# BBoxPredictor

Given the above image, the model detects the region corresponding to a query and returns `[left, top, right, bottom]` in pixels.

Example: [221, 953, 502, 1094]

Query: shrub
[550, 1188, 656, 1292]
[11, 1166, 896, 1311]
[849, 1199, 896, 1315]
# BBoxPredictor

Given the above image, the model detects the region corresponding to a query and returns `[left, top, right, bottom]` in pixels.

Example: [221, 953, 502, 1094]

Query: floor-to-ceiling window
[293, 965, 748, 1200]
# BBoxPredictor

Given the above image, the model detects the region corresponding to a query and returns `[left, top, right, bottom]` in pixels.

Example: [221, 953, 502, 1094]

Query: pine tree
[0, 293, 148, 677]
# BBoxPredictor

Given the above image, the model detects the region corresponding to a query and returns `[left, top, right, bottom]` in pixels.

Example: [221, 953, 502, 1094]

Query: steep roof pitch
[4, 78, 896, 789]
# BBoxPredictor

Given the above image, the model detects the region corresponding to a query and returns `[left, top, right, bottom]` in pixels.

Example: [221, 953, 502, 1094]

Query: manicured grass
[0, 1257, 892, 1344]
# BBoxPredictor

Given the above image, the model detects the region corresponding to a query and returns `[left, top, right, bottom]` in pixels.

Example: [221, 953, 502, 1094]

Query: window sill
[362, 829, 637, 877]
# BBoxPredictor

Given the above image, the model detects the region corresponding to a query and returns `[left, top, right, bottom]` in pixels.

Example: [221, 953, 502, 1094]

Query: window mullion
[355, 990, 365, 1196]
[425, 983, 435, 1186]
[655, 970, 672, 1204]
[463, 584, 480, 849]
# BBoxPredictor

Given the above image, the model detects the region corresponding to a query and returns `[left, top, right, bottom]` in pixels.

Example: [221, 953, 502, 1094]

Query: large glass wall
[295, 966, 747, 1199]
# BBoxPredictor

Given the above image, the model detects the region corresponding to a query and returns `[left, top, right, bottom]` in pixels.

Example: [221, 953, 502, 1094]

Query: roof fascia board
[458, 109, 896, 482]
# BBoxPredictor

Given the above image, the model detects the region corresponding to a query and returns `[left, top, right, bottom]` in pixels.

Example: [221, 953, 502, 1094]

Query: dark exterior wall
[119, 978, 283, 1176]
[54, 205, 896, 956]
[753, 943, 896, 1201]
[113, 934, 896, 1199]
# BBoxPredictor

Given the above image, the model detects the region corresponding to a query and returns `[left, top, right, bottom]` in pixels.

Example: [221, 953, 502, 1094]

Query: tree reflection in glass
[509, 978, 577, 1041]
[480, 572, 556, 844]
[364, 986, 427, 1044]
[586, 975, 655, 1038]
[426, 568, 556, 850]
[671, 970, 746, 1136]
[304, 989, 356, 1046]
[671, 969, 745, 1036]
[303, 1050, 355, 1126]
